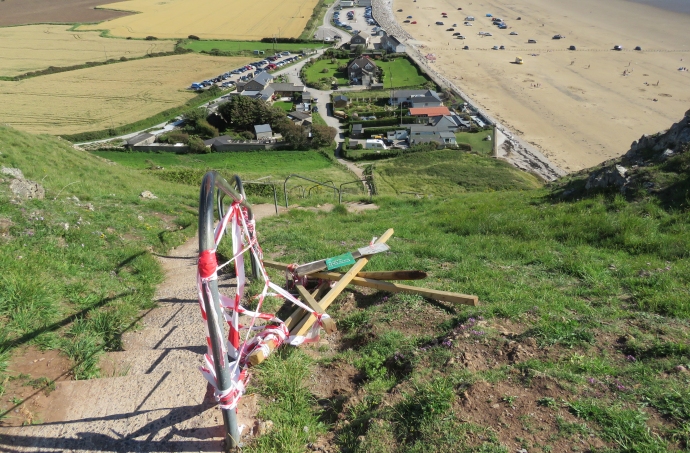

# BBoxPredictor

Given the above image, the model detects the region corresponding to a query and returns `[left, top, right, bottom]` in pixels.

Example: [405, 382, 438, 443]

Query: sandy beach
[392, 0, 690, 171]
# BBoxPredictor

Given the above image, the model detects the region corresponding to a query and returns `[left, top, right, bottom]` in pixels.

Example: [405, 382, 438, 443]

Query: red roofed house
[409, 106, 451, 117]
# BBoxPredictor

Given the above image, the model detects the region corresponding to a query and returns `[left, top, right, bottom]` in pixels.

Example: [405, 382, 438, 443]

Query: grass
[302, 58, 349, 86]
[0, 125, 198, 387]
[455, 131, 494, 156]
[90, 149, 362, 204]
[273, 101, 294, 112]
[370, 149, 542, 195]
[379, 58, 431, 89]
[181, 40, 327, 54]
[246, 148, 690, 450]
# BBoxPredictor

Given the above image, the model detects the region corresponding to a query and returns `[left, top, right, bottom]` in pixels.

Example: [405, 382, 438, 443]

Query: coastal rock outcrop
[557, 112, 690, 199]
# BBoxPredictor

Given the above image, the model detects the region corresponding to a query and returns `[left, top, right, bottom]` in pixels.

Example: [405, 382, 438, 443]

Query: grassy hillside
[242, 142, 690, 452]
[372, 150, 542, 195]
[93, 149, 364, 204]
[0, 126, 198, 382]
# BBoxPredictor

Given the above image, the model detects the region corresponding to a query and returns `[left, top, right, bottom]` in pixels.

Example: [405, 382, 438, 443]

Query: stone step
[99, 348, 203, 377]
[0, 371, 260, 452]
[138, 302, 203, 329]
[122, 324, 210, 351]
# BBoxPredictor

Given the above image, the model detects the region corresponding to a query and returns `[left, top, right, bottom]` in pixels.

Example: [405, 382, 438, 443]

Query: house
[287, 111, 312, 125]
[380, 33, 406, 53]
[257, 86, 275, 102]
[125, 133, 155, 148]
[268, 83, 304, 97]
[408, 125, 457, 146]
[409, 106, 451, 117]
[239, 72, 274, 92]
[427, 115, 468, 131]
[333, 95, 349, 108]
[302, 91, 313, 102]
[350, 32, 371, 48]
[254, 124, 273, 139]
[347, 57, 378, 85]
[203, 135, 233, 148]
[351, 123, 364, 138]
[389, 89, 442, 107]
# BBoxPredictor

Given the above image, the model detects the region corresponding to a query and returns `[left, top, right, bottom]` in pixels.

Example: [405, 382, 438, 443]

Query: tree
[310, 124, 337, 148]
[281, 122, 309, 149]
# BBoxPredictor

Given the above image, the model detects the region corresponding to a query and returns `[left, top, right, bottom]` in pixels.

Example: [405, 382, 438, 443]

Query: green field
[91, 150, 361, 203]
[302, 58, 349, 86]
[379, 58, 431, 89]
[455, 130, 494, 155]
[372, 149, 541, 195]
[182, 40, 327, 54]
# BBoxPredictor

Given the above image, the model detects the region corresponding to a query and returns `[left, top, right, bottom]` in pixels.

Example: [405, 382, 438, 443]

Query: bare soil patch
[0, 347, 73, 427]
[0, 0, 133, 26]
[459, 377, 608, 452]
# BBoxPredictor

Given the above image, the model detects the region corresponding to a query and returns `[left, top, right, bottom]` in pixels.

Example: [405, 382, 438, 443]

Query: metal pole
[199, 173, 240, 451]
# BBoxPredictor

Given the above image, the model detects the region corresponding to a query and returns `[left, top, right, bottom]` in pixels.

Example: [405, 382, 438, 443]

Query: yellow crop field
[78, 0, 319, 40]
[0, 54, 252, 135]
[0, 25, 174, 77]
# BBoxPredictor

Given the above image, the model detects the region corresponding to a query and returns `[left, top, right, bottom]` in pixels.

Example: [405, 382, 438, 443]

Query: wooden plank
[296, 284, 336, 334]
[309, 270, 478, 306]
[294, 244, 389, 276]
[263, 260, 427, 281]
[291, 229, 395, 337]
[356, 270, 427, 281]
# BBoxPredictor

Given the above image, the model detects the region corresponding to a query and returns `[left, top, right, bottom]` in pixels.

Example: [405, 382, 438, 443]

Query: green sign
[325, 252, 356, 270]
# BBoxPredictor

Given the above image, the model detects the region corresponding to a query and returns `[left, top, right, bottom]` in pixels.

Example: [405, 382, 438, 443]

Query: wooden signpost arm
[291, 229, 395, 337]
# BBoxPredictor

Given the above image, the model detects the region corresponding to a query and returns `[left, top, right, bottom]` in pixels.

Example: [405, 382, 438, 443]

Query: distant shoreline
[627, 0, 690, 15]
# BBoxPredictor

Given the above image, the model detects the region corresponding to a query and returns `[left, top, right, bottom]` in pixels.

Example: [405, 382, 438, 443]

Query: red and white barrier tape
[196, 199, 328, 410]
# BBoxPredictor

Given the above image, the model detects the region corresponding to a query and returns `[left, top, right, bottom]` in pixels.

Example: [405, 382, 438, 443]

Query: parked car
[447, 28, 455, 31]
[492, 45, 499, 50]
[528, 39, 537, 43]
[499, 45, 505, 49]
[463, 45, 469, 50]
[436, 21, 444, 25]
[552, 34, 564, 39]
[569, 45, 576, 50]
[510, 31, 518, 35]
[614, 45, 623, 50]
[634, 46, 642, 51]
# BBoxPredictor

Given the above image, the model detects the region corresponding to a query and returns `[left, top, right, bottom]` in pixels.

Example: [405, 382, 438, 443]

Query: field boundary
[60, 87, 224, 142]
[0, 45, 192, 81]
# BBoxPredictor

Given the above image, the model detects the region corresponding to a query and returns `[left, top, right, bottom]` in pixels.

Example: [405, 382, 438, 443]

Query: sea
[629, 0, 690, 14]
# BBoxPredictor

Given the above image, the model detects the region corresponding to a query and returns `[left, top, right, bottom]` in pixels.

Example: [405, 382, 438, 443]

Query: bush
[239, 131, 254, 140]
[145, 36, 158, 40]
[187, 136, 208, 153]
[321, 68, 330, 73]
[157, 131, 189, 144]
[188, 35, 200, 40]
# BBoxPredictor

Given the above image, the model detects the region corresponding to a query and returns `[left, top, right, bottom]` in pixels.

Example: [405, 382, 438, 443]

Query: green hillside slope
[0, 126, 198, 381]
